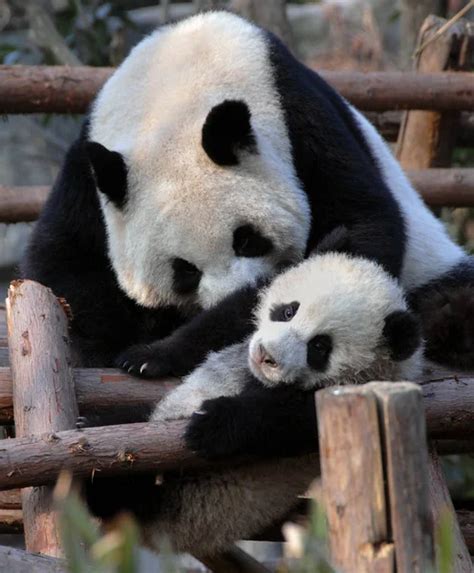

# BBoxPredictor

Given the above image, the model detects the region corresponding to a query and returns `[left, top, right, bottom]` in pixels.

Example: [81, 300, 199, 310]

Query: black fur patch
[185, 382, 318, 460]
[202, 100, 256, 166]
[233, 224, 273, 257]
[307, 334, 332, 370]
[383, 310, 421, 361]
[172, 258, 202, 295]
[408, 259, 474, 369]
[266, 32, 406, 278]
[86, 141, 128, 208]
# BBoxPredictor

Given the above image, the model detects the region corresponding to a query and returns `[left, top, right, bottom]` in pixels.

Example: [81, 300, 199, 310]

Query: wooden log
[407, 168, 474, 207]
[397, 16, 473, 169]
[0, 546, 66, 573]
[1, 66, 474, 113]
[367, 382, 435, 573]
[365, 111, 474, 145]
[317, 386, 394, 572]
[0, 488, 21, 509]
[0, 186, 50, 223]
[1, 367, 474, 435]
[2, 168, 474, 226]
[7, 280, 79, 556]
[0, 420, 201, 490]
[0, 366, 179, 423]
[428, 446, 471, 573]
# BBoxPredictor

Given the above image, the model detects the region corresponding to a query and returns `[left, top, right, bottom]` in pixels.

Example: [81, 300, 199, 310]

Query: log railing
[1, 66, 474, 114]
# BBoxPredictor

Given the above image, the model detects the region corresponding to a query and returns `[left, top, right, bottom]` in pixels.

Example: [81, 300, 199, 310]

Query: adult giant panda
[22, 11, 473, 373]
[88, 248, 423, 554]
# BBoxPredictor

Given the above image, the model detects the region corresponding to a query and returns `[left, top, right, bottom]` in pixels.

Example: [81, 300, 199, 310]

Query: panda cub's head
[249, 252, 422, 390]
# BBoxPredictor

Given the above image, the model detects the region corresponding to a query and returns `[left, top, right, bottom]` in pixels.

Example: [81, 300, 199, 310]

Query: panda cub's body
[22, 11, 474, 373]
[104, 251, 422, 555]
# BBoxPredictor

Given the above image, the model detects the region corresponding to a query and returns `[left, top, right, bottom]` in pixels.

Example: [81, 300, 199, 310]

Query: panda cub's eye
[233, 225, 273, 258]
[270, 301, 300, 322]
[172, 258, 202, 295]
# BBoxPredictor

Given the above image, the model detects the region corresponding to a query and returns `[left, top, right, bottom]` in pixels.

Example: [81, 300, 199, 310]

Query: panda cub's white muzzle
[248, 331, 307, 386]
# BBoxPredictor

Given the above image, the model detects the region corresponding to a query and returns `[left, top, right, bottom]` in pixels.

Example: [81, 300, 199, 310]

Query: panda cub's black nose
[259, 344, 278, 368]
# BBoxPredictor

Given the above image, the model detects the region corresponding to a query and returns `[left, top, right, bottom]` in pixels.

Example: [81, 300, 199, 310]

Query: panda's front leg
[115, 283, 260, 379]
[186, 385, 319, 460]
[151, 342, 253, 423]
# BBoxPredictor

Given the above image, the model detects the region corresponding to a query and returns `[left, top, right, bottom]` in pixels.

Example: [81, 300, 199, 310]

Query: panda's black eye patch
[270, 301, 300, 322]
[233, 225, 273, 258]
[172, 258, 202, 295]
[307, 334, 332, 371]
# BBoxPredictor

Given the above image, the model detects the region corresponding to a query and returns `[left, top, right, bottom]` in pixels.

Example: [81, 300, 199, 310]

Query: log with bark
[1, 66, 474, 113]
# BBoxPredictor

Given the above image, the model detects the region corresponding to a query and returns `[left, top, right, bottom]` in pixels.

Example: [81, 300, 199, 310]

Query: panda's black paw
[185, 396, 246, 460]
[115, 342, 175, 379]
[418, 285, 474, 370]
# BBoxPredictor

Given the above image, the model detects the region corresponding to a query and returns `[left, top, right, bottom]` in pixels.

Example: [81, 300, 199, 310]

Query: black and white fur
[21, 12, 473, 371]
[87, 252, 422, 554]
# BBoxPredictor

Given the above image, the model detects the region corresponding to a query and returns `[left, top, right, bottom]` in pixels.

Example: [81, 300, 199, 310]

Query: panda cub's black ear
[86, 141, 128, 208]
[383, 310, 421, 361]
[202, 100, 256, 166]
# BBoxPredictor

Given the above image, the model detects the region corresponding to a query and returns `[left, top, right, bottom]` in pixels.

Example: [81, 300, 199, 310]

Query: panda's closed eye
[172, 258, 202, 295]
[270, 301, 300, 322]
[233, 225, 273, 258]
[307, 334, 332, 371]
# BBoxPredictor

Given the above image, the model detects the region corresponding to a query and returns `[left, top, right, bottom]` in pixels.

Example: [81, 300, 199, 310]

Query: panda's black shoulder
[265, 31, 374, 163]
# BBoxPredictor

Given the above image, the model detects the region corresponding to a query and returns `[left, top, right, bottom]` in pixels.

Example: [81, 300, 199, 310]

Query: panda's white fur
[144, 252, 422, 554]
[90, 12, 310, 310]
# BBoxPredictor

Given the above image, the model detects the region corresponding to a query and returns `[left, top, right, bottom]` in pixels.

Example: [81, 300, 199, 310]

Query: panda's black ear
[202, 100, 256, 166]
[312, 226, 352, 256]
[383, 310, 421, 361]
[86, 141, 128, 208]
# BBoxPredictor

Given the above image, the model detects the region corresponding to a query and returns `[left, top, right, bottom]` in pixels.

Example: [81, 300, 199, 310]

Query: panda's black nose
[259, 344, 278, 368]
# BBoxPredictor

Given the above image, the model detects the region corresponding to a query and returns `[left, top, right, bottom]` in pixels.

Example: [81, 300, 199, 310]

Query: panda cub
[134, 251, 423, 554]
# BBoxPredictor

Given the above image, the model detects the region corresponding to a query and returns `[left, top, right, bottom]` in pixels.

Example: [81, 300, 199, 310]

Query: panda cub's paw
[115, 342, 175, 379]
[185, 396, 246, 460]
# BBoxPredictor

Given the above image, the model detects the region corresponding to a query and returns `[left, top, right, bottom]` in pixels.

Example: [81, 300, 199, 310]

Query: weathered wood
[457, 510, 474, 554]
[397, 16, 474, 169]
[365, 110, 474, 145]
[368, 382, 435, 573]
[2, 168, 474, 225]
[428, 446, 471, 573]
[0, 546, 66, 573]
[399, 0, 444, 67]
[0, 366, 179, 423]
[0, 420, 201, 490]
[0, 186, 50, 223]
[7, 280, 79, 556]
[1, 66, 474, 113]
[0, 488, 21, 509]
[1, 368, 474, 435]
[317, 386, 394, 572]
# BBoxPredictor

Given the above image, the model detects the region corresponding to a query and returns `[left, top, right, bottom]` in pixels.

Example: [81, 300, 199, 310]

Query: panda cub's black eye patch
[270, 301, 300, 322]
[172, 258, 202, 295]
[307, 334, 332, 371]
[233, 225, 273, 258]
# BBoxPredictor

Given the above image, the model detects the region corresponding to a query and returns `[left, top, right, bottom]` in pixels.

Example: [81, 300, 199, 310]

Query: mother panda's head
[249, 252, 423, 390]
[85, 14, 310, 311]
